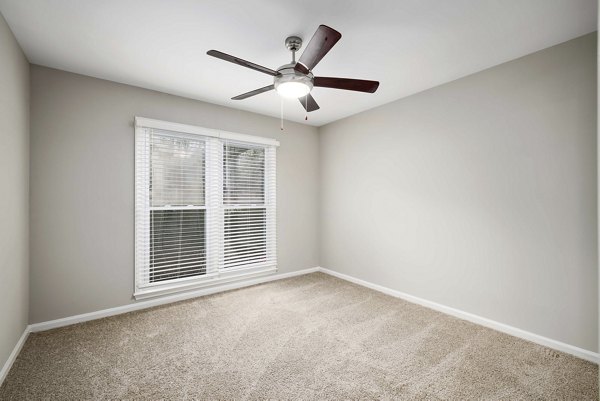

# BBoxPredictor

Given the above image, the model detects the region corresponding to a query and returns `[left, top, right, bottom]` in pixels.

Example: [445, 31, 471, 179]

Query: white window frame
[134, 117, 279, 299]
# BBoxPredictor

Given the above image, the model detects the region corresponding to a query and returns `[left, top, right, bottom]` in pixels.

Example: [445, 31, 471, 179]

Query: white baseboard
[17, 265, 598, 371]
[318, 267, 599, 364]
[29, 267, 319, 333]
[0, 327, 30, 386]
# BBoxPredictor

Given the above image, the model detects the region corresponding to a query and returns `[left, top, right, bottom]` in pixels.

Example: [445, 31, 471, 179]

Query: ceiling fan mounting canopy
[284, 36, 303, 53]
[207, 24, 379, 113]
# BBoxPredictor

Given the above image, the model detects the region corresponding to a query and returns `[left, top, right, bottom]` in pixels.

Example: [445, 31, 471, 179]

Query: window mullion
[205, 137, 223, 276]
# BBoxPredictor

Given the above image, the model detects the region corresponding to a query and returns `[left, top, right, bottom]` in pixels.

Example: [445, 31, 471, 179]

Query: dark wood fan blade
[299, 93, 320, 112]
[314, 77, 379, 93]
[207, 50, 280, 77]
[295, 25, 341, 74]
[231, 84, 275, 100]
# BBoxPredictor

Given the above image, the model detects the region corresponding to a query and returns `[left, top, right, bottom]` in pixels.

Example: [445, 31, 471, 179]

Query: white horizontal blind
[135, 121, 277, 297]
[135, 129, 212, 287]
[222, 142, 276, 270]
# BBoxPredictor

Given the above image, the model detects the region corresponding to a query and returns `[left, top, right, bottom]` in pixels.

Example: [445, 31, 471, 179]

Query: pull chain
[280, 97, 284, 131]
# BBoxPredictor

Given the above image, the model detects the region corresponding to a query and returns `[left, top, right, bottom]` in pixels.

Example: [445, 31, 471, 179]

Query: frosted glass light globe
[275, 81, 311, 98]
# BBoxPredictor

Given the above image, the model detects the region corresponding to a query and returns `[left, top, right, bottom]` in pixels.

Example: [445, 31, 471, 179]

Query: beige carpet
[0, 273, 597, 400]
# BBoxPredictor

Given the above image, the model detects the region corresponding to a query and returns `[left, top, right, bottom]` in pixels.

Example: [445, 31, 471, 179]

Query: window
[135, 117, 277, 299]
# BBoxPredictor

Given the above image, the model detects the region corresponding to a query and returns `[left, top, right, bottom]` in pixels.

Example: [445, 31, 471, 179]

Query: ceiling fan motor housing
[274, 63, 314, 92]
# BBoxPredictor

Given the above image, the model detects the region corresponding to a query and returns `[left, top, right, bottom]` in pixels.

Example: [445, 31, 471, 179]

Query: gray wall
[26, 33, 598, 353]
[319, 33, 598, 352]
[29, 66, 319, 323]
[0, 13, 29, 369]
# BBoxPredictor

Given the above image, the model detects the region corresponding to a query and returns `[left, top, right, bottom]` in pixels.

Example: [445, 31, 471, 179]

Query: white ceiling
[0, 0, 596, 126]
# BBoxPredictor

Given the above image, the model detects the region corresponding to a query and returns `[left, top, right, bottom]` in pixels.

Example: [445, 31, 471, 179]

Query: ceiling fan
[207, 25, 379, 113]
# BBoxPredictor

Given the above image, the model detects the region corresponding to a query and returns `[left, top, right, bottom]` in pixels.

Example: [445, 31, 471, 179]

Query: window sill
[133, 265, 277, 300]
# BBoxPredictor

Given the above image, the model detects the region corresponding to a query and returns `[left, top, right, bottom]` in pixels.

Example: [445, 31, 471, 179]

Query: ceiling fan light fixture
[276, 81, 311, 98]
[274, 65, 314, 99]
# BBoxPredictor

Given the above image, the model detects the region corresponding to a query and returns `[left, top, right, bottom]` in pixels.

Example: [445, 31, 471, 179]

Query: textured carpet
[0, 272, 597, 400]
